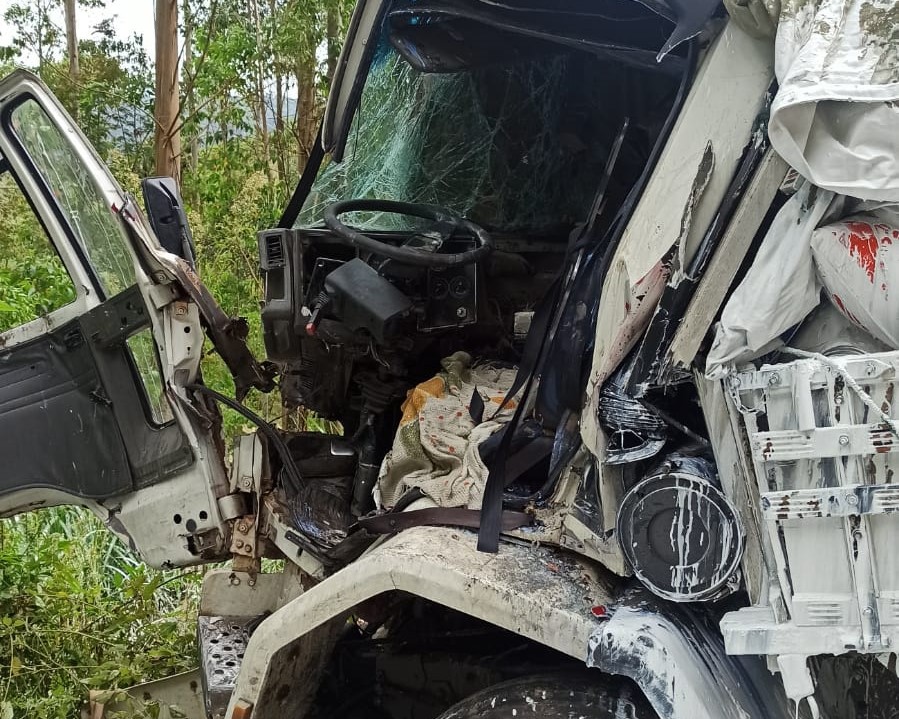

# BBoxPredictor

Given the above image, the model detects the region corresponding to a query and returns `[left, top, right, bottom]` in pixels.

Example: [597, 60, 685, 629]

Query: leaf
[9, 655, 21, 675]
[90, 690, 121, 706]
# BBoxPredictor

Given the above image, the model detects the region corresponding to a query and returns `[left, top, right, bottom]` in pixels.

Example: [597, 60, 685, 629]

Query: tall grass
[0, 507, 202, 718]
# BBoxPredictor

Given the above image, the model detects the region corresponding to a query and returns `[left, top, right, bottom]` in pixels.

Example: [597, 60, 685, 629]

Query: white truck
[2, 1, 898, 718]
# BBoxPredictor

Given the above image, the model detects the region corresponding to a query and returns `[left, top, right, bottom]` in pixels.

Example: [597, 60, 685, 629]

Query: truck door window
[7, 98, 136, 297]
[126, 328, 175, 425]
[0, 168, 76, 332]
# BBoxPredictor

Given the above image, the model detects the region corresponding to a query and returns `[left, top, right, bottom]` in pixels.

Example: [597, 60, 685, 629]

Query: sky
[0, 0, 157, 64]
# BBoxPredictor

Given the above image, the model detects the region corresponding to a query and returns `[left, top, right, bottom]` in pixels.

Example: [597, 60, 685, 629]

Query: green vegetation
[0, 174, 77, 331]
[0, 0, 352, 715]
[0, 508, 202, 718]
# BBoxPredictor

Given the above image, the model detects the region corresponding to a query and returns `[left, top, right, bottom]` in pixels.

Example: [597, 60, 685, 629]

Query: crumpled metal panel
[598, 381, 667, 464]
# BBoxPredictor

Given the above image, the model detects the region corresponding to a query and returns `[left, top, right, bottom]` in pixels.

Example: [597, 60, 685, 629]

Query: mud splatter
[859, 1, 899, 84]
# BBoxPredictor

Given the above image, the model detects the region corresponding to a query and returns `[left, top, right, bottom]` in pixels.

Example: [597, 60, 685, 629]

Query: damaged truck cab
[2, 1, 899, 718]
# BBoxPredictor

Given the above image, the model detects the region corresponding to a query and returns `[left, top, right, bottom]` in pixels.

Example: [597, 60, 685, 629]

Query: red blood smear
[840, 222, 893, 283]
[832, 293, 863, 327]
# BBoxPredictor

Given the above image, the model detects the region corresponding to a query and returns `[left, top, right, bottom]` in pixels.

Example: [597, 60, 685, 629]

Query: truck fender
[226, 526, 613, 717]
[225, 526, 786, 719]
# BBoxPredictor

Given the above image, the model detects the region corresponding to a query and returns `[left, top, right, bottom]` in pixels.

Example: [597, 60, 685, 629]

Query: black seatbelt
[469, 388, 485, 426]
[477, 227, 585, 552]
[477, 121, 631, 553]
[278, 124, 326, 229]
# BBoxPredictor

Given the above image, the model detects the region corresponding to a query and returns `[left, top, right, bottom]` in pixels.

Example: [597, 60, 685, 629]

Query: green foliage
[0, 0, 352, 714]
[0, 507, 203, 718]
[1, 1, 61, 69]
[190, 156, 283, 436]
[0, 174, 77, 332]
[0, 255, 77, 331]
[3, 2, 154, 168]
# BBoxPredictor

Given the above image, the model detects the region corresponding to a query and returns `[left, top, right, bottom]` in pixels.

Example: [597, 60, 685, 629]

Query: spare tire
[435, 672, 658, 719]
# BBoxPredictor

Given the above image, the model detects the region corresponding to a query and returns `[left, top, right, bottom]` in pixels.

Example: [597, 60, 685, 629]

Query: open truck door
[0, 70, 263, 569]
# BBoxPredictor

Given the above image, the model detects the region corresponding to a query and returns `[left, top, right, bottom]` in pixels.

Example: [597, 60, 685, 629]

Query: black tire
[434, 672, 657, 719]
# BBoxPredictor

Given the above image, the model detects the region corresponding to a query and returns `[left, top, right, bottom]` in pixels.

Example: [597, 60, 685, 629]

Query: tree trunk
[326, 5, 340, 83]
[250, 0, 273, 183]
[64, 0, 79, 82]
[270, 0, 287, 186]
[275, 74, 284, 135]
[274, 73, 288, 186]
[36, 0, 47, 72]
[294, 53, 317, 172]
[182, 0, 198, 177]
[154, 0, 181, 182]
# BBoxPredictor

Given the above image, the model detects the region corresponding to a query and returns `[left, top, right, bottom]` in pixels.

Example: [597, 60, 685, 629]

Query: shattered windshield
[298, 39, 670, 233]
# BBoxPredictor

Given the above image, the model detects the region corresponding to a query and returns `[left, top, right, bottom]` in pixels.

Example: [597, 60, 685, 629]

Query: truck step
[198, 615, 254, 719]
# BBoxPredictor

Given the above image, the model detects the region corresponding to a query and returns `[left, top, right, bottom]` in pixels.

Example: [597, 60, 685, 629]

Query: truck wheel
[434, 672, 657, 718]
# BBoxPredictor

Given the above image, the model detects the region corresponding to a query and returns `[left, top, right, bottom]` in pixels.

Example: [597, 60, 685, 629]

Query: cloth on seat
[376, 352, 518, 510]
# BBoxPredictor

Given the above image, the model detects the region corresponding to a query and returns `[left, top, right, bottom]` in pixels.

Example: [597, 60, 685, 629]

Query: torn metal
[626, 95, 772, 396]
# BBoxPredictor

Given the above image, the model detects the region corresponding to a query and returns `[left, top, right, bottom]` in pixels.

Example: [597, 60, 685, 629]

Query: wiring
[185, 383, 304, 495]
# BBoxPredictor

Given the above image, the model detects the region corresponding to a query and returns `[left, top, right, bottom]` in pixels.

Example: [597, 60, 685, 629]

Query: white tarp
[706, 184, 899, 377]
[769, 0, 899, 201]
[706, 181, 843, 378]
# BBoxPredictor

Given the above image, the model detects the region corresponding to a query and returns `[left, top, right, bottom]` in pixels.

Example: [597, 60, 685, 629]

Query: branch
[39, 63, 160, 130]
[179, 0, 219, 106]
[168, 92, 219, 138]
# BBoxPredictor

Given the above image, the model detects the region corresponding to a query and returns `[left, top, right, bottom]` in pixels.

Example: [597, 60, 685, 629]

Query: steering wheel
[323, 199, 493, 268]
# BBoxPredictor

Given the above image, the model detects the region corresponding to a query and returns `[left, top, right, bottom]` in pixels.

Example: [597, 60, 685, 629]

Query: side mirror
[140, 176, 197, 267]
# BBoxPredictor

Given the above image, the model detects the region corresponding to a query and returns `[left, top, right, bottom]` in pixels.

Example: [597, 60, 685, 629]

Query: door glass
[8, 98, 136, 297]
[0, 170, 76, 332]
[127, 329, 175, 425]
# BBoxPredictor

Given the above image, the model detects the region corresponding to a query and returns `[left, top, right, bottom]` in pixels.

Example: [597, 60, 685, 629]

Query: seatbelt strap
[477, 120, 632, 553]
[358, 507, 533, 534]
[469, 388, 485, 426]
[278, 124, 326, 229]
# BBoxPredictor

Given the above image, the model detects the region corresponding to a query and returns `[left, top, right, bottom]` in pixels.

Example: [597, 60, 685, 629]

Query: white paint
[622, 472, 743, 602]
[770, 0, 899, 201]
[588, 606, 756, 719]
[669, 150, 789, 370]
[720, 349, 899, 671]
